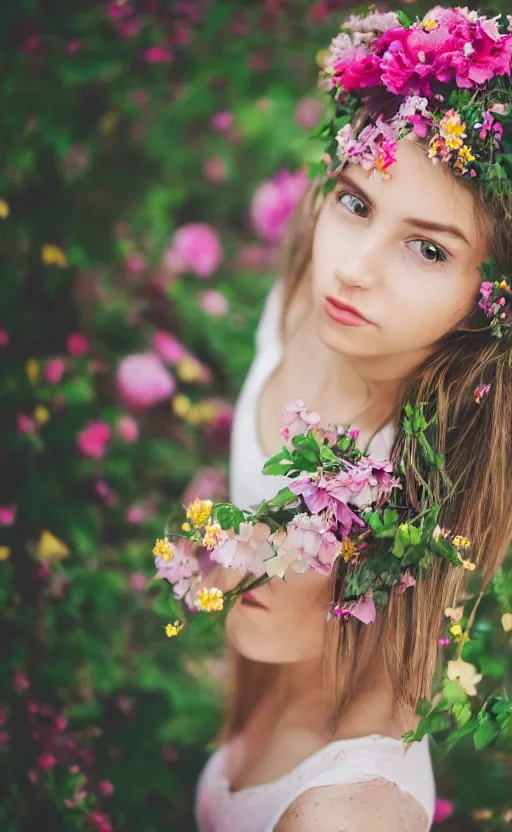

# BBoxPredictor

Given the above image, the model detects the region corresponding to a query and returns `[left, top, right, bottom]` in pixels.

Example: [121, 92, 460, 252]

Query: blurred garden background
[0, 1, 510, 830]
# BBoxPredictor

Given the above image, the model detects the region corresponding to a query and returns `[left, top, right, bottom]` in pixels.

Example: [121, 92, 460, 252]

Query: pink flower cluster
[251, 169, 308, 245]
[154, 539, 201, 609]
[163, 223, 223, 279]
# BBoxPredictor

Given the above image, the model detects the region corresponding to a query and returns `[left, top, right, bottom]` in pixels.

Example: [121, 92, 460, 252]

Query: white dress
[195, 281, 436, 831]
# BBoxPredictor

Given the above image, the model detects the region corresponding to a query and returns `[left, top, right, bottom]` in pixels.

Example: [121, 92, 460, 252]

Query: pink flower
[67, 333, 90, 357]
[78, 421, 111, 459]
[286, 514, 341, 577]
[182, 467, 227, 506]
[143, 46, 173, 63]
[55, 715, 68, 732]
[290, 474, 366, 536]
[14, 668, 30, 691]
[398, 569, 416, 592]
[116, 415, 139, 443]
[433, 797, 453, 824]
[203, 156, 228, 184]
[351, 457, 401, 507]
[281, 400, 321, 442]
[88, 811, 113, 832]
[118, 19, 141, 38]
[27, 769, 38, 783]
[251, 169, 308, 245]
[199, 289, 229, 317]
[211, 111, 234, 131]
[0, 505, 16, 526]
[474, 383, 491, 404]
[67, 39, 82, 54]
[294, 97, 323, 129]
[152, 331, 186, 364]
[94, 479, 118, 506]
[117, 353, 175, 409]
[335, 591, 377, 624]
[125, 505, 145, 524]
[129, 572, 146, 592]
[0, 328, 8, 346]
[233, 244, 274, 271]
[17, 413, 36, 435]
[126, 253, 145, 273]
[155, 539, 200, 608]
[108, 1, 133, 20]
[98, 780, 115, 796]
[438, 637, 451, 647]
[45, 357, 66, 384]
[0, 731, 9, 745]
[37, 753, 57, 772]
[211, 522, 274, 578]
[165, 224, 223, 279]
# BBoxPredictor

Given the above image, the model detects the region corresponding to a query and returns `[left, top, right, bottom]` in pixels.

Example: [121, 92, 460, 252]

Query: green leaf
[442, 681, 469, 705]
[416, 698, 432, 717]
[267, 487, 297, 509]
[212, 503, 246, 533]
[473, 719, 500, 751]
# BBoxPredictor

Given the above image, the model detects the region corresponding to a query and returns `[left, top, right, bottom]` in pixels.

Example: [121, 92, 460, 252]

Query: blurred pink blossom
[14, 669, 30, 693]
[108, 2, 133, 20]
[433, 798, 454, 824]
[94, 479, 118, 507]
[294, 97, 323, 129]
[251, 168, 308, 245]
[77, 421, 111, 459]
[182, 467, 228, 505]
[200, 289, 229, 317]
[164, 223, 223, 279]
[17, 413, 36, 434]
[308, 2, 330, 23]
[45, 357, 66, 384]
[116, 415, 139, 443]
[144, 46, 173, 63]
[117, 353, 175, 409]
[27, 769, 38, 783]
[0, 328, 8, 346]
[125, 505, 145, 524]
[233, 243, 274, 271]
[126, 253, 145, 274]
[118, 19, 141, 38]
[24, 35, 41, 53]
[98, 780, 115, 796]
[88, 811, 113, 832]
[211, 111, 233, 131]
[0, 506, 16, 526]
[152, 331, 186, 364]
[129, 572, 146, 592]
[66, 39, 82, 54]
[203, 155, 228, 184]
[37, 753, 57, 772]
[0, 731, 9, 745]
[67, 333, 90, 357]
[55, 715, 68, 732]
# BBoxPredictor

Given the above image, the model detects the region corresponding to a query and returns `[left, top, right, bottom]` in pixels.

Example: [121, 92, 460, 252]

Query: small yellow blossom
[165, 620, 185, 638]
[99, 110, 120, 136]
[422, 17, 439, 30]
[458, 554, 476, 571]
[439, 110, 466, 150]
[453, 535, 471, 549]
[501, 613, 512, 633]
[177, 356, 202, 383]
[340, 539, 358, 563]
[172, 394, 191, 417]
[457, 145, 475, 164]
[195, 586, 224, 612]
[38, 530, 70, 561]
[203, 522, 223, 549]
[472, 809, 493, 821]
[197, 401, 219, 424]
[25, 359, 40, 384]
[447, 658, 482, 696]
[41, 244, 68, 267]
[0, 546, 11, 561]
[0, 199, 10, 219]
[181, 522, 191, 532]
[34, 406, 50, 425]
[499, 280, 509, 290]
[450, 623, 463, 638]
[184, 405, 203, 426]
[152, 538, 174, 561]
[186, 498, 213, 528]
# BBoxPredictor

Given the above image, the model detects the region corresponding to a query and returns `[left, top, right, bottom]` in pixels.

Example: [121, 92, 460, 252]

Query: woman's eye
[407, 239, 448, 264]
[338, 192, 369, 218]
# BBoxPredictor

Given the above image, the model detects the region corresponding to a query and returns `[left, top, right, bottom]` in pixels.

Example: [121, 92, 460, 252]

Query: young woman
[193, 8, 512, 831]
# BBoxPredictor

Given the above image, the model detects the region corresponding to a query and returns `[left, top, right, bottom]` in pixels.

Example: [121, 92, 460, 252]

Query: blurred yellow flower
[165, 620, 185, 638]
[177, 356, 201, 383]
[152, 538, 174, 561]
[453, 535, 471, 549]
[184, 405, 202, 426]
[25, 359, 40, 383]
[38, 530, 70, 561]
[501, 613, 512, 633]
[197, 401, 219, 424]
[450, 623, 463, 638]
[172, 394, 191, 417]
[34, 406, 50, 425]
[0, 199, 10, 219]
[0, 546, 11, 561]
[447, 658, 482, 696]
[99, 111, 120, 136]
[186, 498, 212, 528]
[472, 809, 493, 821]
[181, 522, 191, 532]
[203, 522, 223, 549]
[340, 539, 358, 563]
[42, 244, 68, 267]
[195, 586, 224, 612]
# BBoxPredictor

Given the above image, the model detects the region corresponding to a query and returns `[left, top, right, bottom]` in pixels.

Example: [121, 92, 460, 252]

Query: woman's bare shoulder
[275, 777, 429, 832]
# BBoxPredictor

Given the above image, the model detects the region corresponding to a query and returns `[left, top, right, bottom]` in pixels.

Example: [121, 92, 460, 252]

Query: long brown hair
[220, 173, 512, 742]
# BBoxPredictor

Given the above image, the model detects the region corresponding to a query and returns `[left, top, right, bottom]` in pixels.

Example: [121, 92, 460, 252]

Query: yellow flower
[472, 809, 493, 822]
[195, 586, 224, 612]
[181, 522, 191, 532]
[453, 535, 471, 549]
[197, 401, 219, 424]
[501, 613, 512, 633]
[186, 498, 213, 528]
[38, 530, 70, 561]
[499, 280, 509, 290]
[165, 620, 185, 638]
[184, 405, 202, 426]
[33, 406, 50, 425]
[447, 658, 482, 696]
[203, 522, 223, 549]
[458, 145, 475, 164]
[439, 111, 466, 150]
[340, 539, 358, 563]
[99, 110, 120, 136]
[177, 356, 202, 383]
[0, 199, 10, 219]
[41, 244, 68, 267]
[172, 394, 191, 417]
[25, 359, 40, 384]
[458, 554, 476, 571]
[422, 17, 439, 30]
[152, 538, 174, 561]
[0, 546, 11, 561]
[450, 623, 463, 638]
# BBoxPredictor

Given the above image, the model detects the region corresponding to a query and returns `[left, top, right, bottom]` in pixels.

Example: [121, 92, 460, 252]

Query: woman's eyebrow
[403, 217, 470, 246]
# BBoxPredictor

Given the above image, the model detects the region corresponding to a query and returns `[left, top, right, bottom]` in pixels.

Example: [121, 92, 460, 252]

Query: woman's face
[311, 138, 488, 373]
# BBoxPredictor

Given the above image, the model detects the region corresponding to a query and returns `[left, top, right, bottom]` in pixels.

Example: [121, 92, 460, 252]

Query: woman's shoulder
[275, 777, 429, 832]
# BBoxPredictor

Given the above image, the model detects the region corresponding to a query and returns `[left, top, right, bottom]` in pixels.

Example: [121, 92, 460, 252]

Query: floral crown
[310, 5, 512, 338]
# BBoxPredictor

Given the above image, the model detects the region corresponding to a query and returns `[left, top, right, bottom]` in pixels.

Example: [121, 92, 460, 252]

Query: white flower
[447, 658, 482, 696]
[210, 522, 274, 578]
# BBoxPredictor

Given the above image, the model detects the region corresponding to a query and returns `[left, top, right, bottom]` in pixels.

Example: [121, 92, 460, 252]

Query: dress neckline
[219, 733, 406, 798]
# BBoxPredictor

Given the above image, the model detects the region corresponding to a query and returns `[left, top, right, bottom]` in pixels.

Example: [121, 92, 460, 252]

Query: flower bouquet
[154, 400, 474, 623]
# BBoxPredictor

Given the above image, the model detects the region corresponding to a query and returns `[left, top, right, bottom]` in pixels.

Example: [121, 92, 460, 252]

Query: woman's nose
[334, 235, 385, 290]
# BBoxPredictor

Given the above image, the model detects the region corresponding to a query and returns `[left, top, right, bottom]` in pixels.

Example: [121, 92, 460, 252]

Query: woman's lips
[240, 591, 268, 609]
[324, 296, 371, 327]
